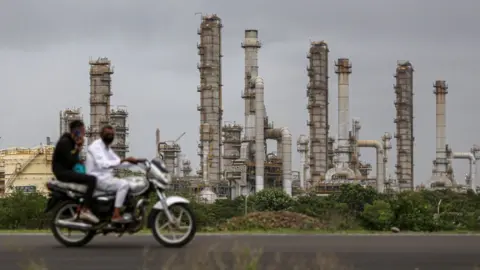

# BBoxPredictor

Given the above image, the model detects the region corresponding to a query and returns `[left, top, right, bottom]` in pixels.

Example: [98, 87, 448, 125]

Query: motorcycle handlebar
[121, 158, 148, 165]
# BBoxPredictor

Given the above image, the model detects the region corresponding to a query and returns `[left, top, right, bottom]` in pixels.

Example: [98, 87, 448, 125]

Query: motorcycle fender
[147, 196, 190, 229]
[152, 196, 190, 210]
[44, 197, 59, 213]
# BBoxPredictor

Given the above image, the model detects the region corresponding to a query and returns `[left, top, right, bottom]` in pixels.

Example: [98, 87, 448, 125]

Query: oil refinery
[0, 13, 478, 197]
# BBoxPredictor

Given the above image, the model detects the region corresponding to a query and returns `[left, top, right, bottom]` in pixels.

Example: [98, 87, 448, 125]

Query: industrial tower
[158, 142, 181, 175]
[393, 61, 414, 191]
[197, 14, 223, 184]
[156, 129, 185, 176]
[87, 57, 113, 144]
[241, 29, 262, 162]
[325, 58, 356, 182]
[181, 160, 193, 176]
[59, 108, 83, 136]
[222, 122, 243, 168]
[109, 106, 129, 159]
[306, 41, 330, 184]
[429, 80, 453, 187]
[297, 135, 309, 189]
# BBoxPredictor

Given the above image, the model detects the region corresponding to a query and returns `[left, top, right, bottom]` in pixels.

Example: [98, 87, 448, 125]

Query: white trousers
[96, 177, 129, 208]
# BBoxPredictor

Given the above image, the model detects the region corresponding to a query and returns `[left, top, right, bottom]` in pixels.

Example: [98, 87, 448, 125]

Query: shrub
[2, 184, 480, 232]
[249, 188, 294, 212]
[0, 191, 49, 230]
[390, 191, 437, 231]
[361, 200, 394, 231]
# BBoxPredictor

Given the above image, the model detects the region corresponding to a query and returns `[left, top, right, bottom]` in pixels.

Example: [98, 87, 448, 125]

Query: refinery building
[1, 13, 478, 197]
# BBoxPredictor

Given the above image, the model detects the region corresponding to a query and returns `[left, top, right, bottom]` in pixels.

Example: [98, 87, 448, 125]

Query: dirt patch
[218, 211, 325, 231]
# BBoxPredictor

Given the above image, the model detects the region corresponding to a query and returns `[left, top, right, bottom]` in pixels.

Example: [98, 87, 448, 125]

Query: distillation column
[241, 30, 261, 161]
[297, 135, 309, 189]
[254, 77, 266, 192]
[87, 58, 113, 144]
[429, 80, 452, 187]
[393, 61, 415, 191]
[306, 41, 329, 183]
[197, 14, 223, 183]
[109, 106, 129, 159]
[382, 132, 393, 188]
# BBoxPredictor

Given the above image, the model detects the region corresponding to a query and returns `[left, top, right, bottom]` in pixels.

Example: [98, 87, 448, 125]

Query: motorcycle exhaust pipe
[55, 219, 92, 231]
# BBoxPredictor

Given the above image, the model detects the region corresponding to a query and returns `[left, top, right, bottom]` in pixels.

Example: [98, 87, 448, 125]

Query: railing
[5, 150, 42, 189]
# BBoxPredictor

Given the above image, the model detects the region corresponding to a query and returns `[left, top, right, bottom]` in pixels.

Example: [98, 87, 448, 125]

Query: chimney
[434, 80, 448, 174]
[335, 58, 352, 167]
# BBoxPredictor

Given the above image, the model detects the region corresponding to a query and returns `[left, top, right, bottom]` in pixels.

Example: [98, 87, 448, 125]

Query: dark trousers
[55, 171, 97, 209]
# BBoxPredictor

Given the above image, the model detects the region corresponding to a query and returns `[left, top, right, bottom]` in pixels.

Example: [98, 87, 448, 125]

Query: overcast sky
[1, 0, 479, 186]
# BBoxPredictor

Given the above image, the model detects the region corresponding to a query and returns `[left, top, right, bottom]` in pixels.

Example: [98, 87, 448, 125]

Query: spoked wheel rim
[153, 204, 193, 244]
[53, 203, 90, 243]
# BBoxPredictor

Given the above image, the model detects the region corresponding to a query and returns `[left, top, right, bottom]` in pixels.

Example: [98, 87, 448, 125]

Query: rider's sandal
[111, 216, 131, 224]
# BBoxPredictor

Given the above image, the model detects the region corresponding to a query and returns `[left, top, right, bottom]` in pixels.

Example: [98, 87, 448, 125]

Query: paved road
[1, 234, 480, 270]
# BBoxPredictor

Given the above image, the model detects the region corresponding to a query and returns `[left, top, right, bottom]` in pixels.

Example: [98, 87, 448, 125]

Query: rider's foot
[79, 209, 99, 224]
[111, 214, 132, 224]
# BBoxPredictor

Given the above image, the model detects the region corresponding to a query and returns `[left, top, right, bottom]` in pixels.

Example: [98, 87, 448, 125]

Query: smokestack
[335, 58, 352, 167]
[434, 80, 448, 175]
[242, 30, 261, 153]
[325, 59, 356, 183]
[254, 77, 265, 192]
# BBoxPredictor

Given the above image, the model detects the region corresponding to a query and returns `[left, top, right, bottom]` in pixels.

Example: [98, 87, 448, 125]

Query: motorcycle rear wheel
[50, 201, 96, 247]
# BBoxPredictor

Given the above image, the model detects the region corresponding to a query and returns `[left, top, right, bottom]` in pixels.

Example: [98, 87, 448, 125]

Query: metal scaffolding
[394, 61, 415, 191]
[222, 122, 243, 168]
[181, 159, 193, 176]
[59, 108, 83, 136]
[306, 41, 330, 183]
[109, 106, 129, 159]
[197, 14, 223, 184]
[158, 142, 181, 175]
[87, 57, 113, 144]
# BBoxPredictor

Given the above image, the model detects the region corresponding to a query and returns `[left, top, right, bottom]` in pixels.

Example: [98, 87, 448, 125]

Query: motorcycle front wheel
[150, 203, 196, 248]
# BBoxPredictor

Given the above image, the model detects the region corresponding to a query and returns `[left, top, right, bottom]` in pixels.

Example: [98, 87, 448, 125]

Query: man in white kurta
[85, 125, 137, 223]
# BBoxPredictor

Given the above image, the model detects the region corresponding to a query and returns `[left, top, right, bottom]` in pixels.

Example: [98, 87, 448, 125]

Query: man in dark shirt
[52, 120, 99, 223]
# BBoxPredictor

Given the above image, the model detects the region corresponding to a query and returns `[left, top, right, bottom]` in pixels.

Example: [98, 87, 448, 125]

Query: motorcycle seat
[48, 180, 115, 197]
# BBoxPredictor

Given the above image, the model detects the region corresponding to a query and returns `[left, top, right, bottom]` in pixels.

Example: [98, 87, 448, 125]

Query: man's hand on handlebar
[122, 157, 138, 164]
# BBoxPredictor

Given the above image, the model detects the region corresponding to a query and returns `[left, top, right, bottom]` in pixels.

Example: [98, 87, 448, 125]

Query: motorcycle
[44, 155, 196, 248]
